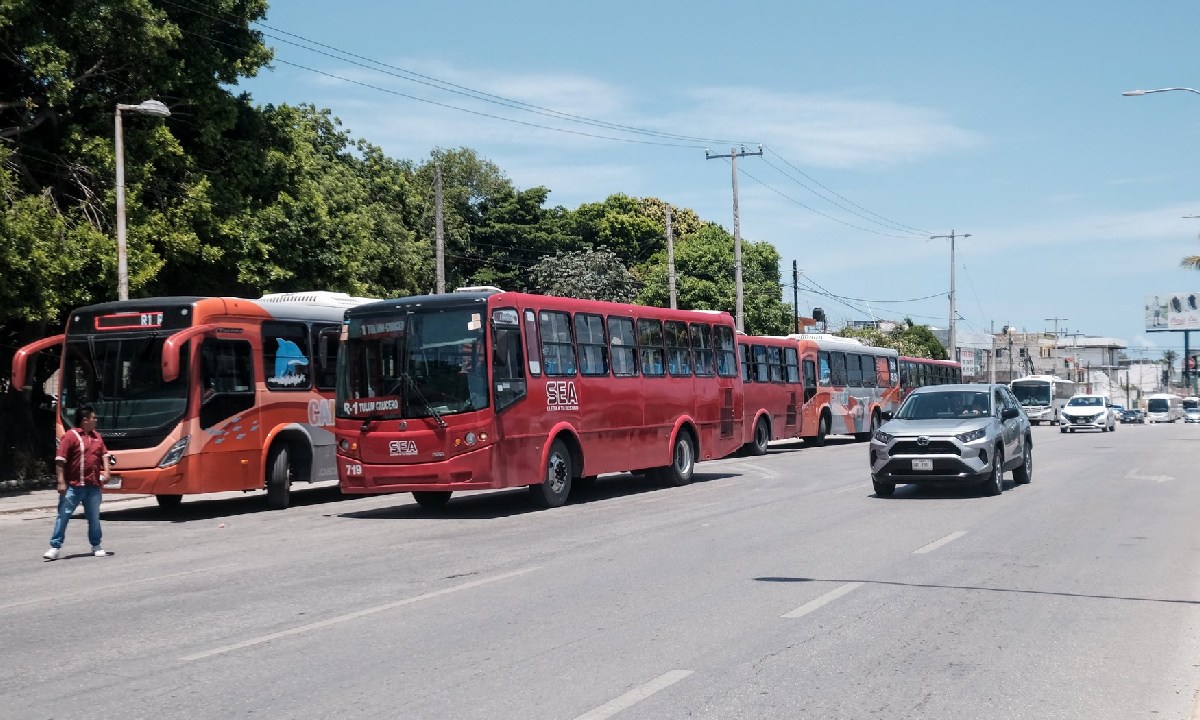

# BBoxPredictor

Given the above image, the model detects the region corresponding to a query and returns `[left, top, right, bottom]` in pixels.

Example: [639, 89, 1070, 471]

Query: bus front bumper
[338, 445, 499, 494]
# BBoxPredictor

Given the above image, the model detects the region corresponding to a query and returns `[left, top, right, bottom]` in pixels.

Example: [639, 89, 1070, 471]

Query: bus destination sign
[95, 311, 165, 330]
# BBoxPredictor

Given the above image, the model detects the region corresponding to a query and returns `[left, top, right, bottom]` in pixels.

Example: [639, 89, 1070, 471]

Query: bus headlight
[158, 436, 190, 468]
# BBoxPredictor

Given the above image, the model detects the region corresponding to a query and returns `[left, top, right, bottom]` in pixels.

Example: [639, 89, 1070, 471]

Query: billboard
[1145, 292, 1200, 332]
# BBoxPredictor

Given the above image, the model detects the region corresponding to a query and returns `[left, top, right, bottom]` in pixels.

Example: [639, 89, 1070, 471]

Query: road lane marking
[180, 566, 540, 662]
[0, 565, 236, 612]
[1125, 468, 1174, 483]
[572, 670, 693, 720]
[782, 582, 864, 618]
[913, 531, 968, 554]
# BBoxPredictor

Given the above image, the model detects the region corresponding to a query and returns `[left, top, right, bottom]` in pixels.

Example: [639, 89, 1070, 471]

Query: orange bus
[737, 334, 801, 455]
[334, 289, 745, 509]
[10, 291, 374, 510]
[898, 356, 963, 399]
[789, 334, 902, 445]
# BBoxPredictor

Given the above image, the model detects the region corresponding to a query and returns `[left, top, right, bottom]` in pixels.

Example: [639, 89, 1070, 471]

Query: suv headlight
[956, 427, 987, 443]
[873, 429, 894, 444]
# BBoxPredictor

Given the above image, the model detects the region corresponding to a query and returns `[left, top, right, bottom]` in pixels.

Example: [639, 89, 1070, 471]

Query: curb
[0, 493, 155, 515]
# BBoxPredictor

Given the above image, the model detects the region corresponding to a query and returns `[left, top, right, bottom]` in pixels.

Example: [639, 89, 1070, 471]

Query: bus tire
[156, 494, 183, 511]
[810, 412, 830, 447]
[748, 417, 770, 456]
[660, 430, 696, 487]
[855, 411, 880, 442]
[530, 439, 572, 509]
[413, 491, 452, 510]
[266, 445, 292, 510]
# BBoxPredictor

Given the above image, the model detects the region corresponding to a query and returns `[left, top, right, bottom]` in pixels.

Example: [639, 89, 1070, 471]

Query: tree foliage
[530, 246, 638, 302]
[838, 319, 949, 359]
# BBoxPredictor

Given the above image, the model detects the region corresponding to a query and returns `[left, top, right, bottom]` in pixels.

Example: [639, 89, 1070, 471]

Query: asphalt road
[2, 421, 1199, 720]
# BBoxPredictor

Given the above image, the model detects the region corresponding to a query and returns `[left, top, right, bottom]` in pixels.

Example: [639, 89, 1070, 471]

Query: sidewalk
[0, 488, 155, 515]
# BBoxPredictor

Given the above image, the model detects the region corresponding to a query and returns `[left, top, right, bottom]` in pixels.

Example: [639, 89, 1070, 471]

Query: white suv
[1059, 394, 1116, 433]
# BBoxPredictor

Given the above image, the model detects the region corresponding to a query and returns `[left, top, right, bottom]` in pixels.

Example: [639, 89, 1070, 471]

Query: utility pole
[792, 261, 800, 334]
[1044, 316, 1067, 375]
[435, 163, 445, 293]
[930, 230, 971, 364]
[666, 206, 676, 309]
[706, 145, 762, 332]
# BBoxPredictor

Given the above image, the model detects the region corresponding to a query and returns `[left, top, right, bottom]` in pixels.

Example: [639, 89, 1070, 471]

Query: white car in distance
[1059, 394, 1116, 433]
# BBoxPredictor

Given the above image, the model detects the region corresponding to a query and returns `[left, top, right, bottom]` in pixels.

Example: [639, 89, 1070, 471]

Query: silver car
[868, 384, 1033, 497]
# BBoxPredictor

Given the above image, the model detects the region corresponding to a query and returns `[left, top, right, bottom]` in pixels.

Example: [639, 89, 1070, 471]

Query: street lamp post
[115, 99, 171, 301]
[930, 230, 971, 363]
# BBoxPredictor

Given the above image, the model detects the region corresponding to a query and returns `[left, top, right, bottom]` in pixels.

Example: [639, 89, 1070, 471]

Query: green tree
[839, 319, 948, 359]
[530, 246, 638, 302]
[637, 223, 791, 335]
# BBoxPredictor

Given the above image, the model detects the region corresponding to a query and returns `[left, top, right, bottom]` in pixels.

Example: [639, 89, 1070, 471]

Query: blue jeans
[49, 485, 103, 549]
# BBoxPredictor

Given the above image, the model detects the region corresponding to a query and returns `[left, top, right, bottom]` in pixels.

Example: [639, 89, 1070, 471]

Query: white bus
[1145, 393, 1183, 423]
[1009, 375, 1077, 425]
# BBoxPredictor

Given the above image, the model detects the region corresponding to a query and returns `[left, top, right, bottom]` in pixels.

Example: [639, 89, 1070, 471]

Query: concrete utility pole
[930, 230, 971, 363]
[1044, 316, 1067, 375]
[706, 145, 762, 332]
[435, 163, 445, 293]
[792, 261, 800, 334]
[666, 206, 676, 309]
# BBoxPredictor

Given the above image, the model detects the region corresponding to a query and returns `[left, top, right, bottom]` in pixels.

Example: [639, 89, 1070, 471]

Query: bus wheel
[748, 417, 770, 456]
[530, 439, 572, 509]
[660, 431, 696, 487]
[266, 445, 292, 510]
[156, 494, 182, 511]
[855, 412, 880, 442]
[413, 491, 452, 510]
[810, 413, 830, 447]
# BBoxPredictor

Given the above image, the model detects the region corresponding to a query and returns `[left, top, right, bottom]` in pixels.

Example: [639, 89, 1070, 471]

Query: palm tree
[1162, 350, 1179, 388]
[1183, 231, 1200, 270]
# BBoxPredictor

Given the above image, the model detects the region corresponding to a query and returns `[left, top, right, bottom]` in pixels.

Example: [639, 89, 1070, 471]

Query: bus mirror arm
[10, 334, 64, 394]
[162, 324, 219, 383]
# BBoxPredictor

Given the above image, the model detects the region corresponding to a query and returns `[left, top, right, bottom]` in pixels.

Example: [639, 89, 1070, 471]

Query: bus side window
[608, 316, 638, 377]
[715, 325, 737, 378]
[263, 321, 312, 391]
[576, 313, 609, 376]
[637, 318, 665, 377]
[818, 352, 832, 386]
[314, 326, 339, 390]
[690, 323, 715, 377]
[539, 310, 577, 376]
[491, 309, 526, 411]
[740, 344, 752, 382]
[200, 339, 255, 430]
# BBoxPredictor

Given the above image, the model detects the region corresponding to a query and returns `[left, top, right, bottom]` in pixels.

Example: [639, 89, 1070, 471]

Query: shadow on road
[337, 470, 739, 521]
[101, 484, 351, 523]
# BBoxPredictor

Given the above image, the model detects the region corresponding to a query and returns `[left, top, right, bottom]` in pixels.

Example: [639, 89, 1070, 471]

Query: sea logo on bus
[546, 381, 579, 412]
[389, 440, 418, 456]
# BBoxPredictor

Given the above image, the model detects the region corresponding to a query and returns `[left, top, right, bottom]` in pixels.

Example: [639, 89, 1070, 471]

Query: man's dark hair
[73, 404, 96, 427]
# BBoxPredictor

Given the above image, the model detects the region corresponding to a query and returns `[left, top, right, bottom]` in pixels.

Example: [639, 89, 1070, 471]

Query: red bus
[898, 356, 963, 399]
[334, 289, 745, 509]
[11, 292, 374, 509]
[790, 334, 902, 445]
[737, 335, 801, 454]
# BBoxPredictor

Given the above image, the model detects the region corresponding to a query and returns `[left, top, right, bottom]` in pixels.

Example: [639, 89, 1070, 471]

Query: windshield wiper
[400, 372, 447, 428]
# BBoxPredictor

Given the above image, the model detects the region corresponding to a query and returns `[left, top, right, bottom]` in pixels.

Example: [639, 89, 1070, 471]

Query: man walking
[43, 405, 111, 560]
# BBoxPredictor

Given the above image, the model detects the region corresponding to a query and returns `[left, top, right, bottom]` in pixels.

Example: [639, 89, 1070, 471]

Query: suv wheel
[1012, 442, 1032, 485]
[981, 447, 1003, 496]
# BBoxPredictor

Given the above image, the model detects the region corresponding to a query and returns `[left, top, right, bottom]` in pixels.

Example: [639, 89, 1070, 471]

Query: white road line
[913, 530, 968, 555]
[781, 582, 864, 618]
[180, 566, 540, 662]
[0, 565, 236, 612]
[572, 670, 694, 720]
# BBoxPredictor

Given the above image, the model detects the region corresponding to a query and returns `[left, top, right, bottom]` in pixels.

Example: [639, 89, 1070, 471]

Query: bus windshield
[61, 336, 189, 433]
[1010, 382, 1050, 406]
[338, 307, 488, 420]
[1147, 398, 1170, 413]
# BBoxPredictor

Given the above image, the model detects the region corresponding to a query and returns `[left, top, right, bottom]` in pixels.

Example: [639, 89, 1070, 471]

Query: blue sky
[237, 0, 1200, 356]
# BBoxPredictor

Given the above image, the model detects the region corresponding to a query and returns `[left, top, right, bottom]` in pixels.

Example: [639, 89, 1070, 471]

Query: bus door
[197, 336, 260, 490]
[801, 357, 818, 433]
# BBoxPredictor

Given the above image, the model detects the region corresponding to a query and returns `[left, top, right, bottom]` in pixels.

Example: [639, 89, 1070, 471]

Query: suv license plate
[911, 459, 933, 472]
[104, 476, 122, 489]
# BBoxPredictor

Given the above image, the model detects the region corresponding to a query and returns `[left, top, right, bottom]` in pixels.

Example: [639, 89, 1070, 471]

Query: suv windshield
[1067, 396, 1103, 407]
[896, 390, 991, 420]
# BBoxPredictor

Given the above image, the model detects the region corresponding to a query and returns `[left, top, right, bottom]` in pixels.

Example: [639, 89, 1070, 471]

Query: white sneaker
[43, 547, 60, 561]
[92, 547, 110, 557]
